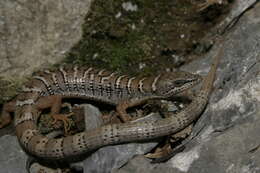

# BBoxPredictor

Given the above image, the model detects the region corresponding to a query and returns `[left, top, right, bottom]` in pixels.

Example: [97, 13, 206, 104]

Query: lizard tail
[15, 45, 222, 162]
[201, 43, 223, 93]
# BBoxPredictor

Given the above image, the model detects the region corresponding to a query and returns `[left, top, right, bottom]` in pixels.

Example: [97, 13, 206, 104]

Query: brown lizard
[12, 41, 222, 162]
[1, 66, 201, 150]
[1, 39, 222, 164]
[0, 68, 201, 129]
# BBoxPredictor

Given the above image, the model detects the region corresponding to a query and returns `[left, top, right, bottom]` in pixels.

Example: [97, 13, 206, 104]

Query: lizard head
[156, 71, 202, 97]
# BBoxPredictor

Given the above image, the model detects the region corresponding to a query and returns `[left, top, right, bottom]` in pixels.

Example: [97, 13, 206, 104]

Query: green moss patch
[64, 0, 232, 75]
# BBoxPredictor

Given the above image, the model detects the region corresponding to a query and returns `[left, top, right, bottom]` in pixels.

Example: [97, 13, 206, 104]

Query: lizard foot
[51, 113, 73, 134]
[145, 124, 193, 161]
[145, 143, 172, 159]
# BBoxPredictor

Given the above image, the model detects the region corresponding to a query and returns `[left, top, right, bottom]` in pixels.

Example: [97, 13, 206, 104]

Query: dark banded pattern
[33, 76, 54, 95]
[13, 58, 211, 163]
[28, 66, 202, 104]
[30, 66, 200, 105]
[138, 77, 147, 93]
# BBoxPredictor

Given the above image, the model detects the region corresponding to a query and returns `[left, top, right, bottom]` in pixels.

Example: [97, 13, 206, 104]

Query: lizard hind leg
[36, 95, 73, 134]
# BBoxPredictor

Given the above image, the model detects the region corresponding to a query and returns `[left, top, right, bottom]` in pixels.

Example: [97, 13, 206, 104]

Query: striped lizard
[0, 68, 201, 129]
[1, 43, 221, 163]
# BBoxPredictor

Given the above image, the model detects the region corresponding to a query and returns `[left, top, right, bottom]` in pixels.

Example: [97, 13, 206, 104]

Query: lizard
[0, 68, 201, 129]
[2, 41, 223, 161]
[12, 41, 222, 163]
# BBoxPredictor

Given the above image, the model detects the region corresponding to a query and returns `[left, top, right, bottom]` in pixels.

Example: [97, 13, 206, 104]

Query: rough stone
[1, 1, 260, 173]
[116, 2, 260, 173]
[0, 135, 27, 173]
[76, 104, 161, 173]
[0, 0, 92, 78]
[216, 0, 258, 33]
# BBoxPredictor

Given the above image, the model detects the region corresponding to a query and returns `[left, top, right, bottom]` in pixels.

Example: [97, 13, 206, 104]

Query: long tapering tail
[15, 44, 223, 162]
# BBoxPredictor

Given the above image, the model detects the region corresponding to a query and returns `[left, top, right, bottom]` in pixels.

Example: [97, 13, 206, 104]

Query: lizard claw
[51, 113, 73, 134]
[145, 143, 172, 159]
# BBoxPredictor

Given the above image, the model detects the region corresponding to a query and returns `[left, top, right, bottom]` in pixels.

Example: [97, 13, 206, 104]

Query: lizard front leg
[116, 89, 198, 123]
[116, 72, 204, 123]
[116, 96, 164, 122]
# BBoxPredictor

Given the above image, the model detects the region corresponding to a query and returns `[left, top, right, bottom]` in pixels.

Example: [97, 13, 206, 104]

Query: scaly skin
[0, 67, 201, 128]
[15, 41, 221, 162]
[11, 66, 203, 161]
[14, 43, 222, 162]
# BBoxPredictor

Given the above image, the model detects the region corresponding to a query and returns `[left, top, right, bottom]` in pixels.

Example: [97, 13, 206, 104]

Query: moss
[0, 1, 232, 104]
[63, 0, 231, 75]
[0, 77, 25, 104]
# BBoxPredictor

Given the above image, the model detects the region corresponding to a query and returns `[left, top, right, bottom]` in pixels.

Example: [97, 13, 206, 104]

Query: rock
[171, 115, 260, 173]
[216, 0, 258, 34]
[82, 104, 104, 130]
[0, 135, 27, 173]
[116, 2, 260, 173]
[1, 1, 260, 172]
[113, 155, 155, 173]
[30, 163, 61, 173]
[71, 104, 161, 173]
[0, 0, 92, 78]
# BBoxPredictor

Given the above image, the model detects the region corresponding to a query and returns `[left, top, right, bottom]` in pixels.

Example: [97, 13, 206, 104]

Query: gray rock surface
[83, 104, 104, 130]
[0, 0, 92, 78]
[75, 104, 161, 173]
[0, 135, 27, 173]
[116, 2, 260, 173]
[0, 1, 259, 173]
[216, 0, 258, 33]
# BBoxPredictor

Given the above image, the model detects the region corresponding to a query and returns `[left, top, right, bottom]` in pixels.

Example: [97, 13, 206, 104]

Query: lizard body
[0, 67, 201, 127]
[1, 38, 222, 163]
[12, 66, 203, 161]
[14, 40, 221, 162]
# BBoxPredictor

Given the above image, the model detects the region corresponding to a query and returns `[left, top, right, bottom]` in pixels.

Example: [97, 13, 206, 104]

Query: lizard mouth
[182, 76, 202, 89]
[186, 75, 203, 86]
[164, 76, 202, 96]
